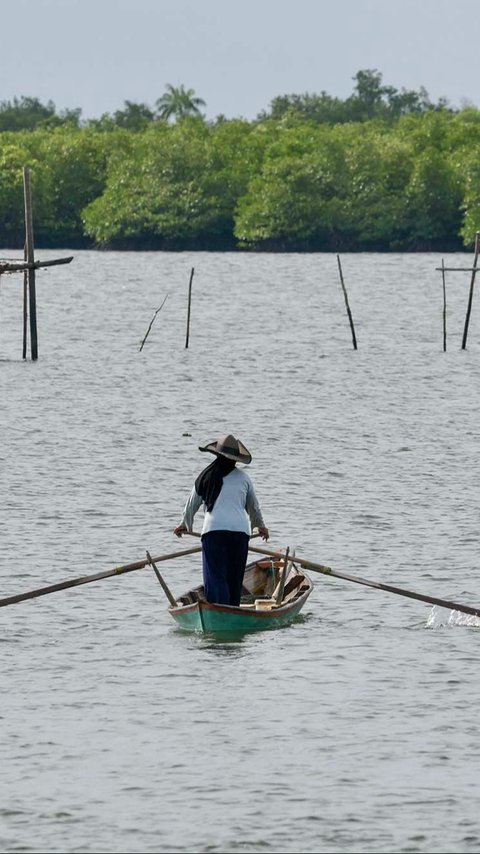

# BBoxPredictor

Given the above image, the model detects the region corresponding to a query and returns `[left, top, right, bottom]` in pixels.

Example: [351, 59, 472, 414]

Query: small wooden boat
[168, 552, 313, 634]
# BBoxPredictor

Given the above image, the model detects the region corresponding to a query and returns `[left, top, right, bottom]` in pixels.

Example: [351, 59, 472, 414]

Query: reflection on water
[198, 633, 252, 652]
[2, 250, 480, 853]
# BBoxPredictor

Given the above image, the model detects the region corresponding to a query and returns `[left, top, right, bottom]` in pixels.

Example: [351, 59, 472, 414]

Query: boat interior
[175, 557, 311, 609]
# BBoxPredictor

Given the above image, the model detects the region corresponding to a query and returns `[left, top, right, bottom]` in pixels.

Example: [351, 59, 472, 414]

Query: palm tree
[156, 84, 206, 121]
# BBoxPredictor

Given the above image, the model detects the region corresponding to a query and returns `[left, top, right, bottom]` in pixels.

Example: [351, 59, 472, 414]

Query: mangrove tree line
[0, 71, 479, 251]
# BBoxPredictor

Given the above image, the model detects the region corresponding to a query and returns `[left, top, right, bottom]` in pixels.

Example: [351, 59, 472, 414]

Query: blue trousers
[201, 530, 249, 606]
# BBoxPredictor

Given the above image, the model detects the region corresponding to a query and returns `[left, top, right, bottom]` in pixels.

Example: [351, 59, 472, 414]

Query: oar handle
[184, 530, 263, 540]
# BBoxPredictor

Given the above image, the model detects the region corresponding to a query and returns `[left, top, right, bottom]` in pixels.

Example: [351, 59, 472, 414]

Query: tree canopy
[0, 72, 478, 252]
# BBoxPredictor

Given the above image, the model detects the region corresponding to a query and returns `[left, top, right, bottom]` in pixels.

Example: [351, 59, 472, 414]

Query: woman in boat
[173, 434, 269, 606]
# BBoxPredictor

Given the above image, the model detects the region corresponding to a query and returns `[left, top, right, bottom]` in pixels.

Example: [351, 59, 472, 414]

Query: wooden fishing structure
[0, 166, 73, 360]
[436, 231, 480, 351]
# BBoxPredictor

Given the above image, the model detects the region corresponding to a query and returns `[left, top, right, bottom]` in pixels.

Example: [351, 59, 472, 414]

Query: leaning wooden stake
[139, 294, 169, 352]
[23, 167, 37, 361]
[336, 255, 358, 350]
[461, 231, 480, 350]
[185, 267, 194, 349]
[441, 258, 447, 352]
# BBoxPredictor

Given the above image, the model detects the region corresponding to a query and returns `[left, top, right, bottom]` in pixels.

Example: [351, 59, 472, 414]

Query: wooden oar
[245, 544, 480, 620]
[0, 545, 202, 609]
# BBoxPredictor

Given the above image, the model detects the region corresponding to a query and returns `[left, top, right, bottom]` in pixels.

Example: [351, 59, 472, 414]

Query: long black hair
[195, 456, 236, 512]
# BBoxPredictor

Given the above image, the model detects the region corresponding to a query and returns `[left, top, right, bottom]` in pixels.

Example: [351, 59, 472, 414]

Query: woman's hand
[173, 524, 187, 537]
[258, 526, 269, 541]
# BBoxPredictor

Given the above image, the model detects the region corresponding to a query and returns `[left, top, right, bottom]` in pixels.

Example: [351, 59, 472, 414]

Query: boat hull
[169, 558, 312, 634]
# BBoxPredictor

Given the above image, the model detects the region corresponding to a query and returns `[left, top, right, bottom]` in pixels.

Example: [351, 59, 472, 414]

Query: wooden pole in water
[23, 167, 37, 360]
[139, 294, 169, 352]
[22, 251, 28, 359]
[185, 267, 194, 349]
[441, 258, 447, 353]
[461, 231, 480, 351]
[336, 255, 358, 350]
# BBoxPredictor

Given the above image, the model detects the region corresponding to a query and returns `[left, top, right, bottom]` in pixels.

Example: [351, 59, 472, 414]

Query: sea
[1, 249, 480, 854]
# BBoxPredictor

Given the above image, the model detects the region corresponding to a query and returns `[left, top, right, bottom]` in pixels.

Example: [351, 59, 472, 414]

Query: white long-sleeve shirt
[180, 468, 266, 535]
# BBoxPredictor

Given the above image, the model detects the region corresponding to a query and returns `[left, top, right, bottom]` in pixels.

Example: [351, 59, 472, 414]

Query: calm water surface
[1, 250, 480, 854]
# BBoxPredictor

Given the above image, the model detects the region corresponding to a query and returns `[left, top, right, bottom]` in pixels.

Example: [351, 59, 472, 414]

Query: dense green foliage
[0, 73, 479, 251]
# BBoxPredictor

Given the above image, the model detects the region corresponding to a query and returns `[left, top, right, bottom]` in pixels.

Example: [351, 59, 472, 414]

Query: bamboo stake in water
[441, 258, 447, 352]
[461, 231, 480, 350]
[336, 255, 358, 350]
[185, 267, 195, 349]
[23, 167, 37, 361]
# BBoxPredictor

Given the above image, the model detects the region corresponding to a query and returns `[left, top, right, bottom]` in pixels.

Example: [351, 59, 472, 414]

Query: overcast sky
[2, 0, 479, 120]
